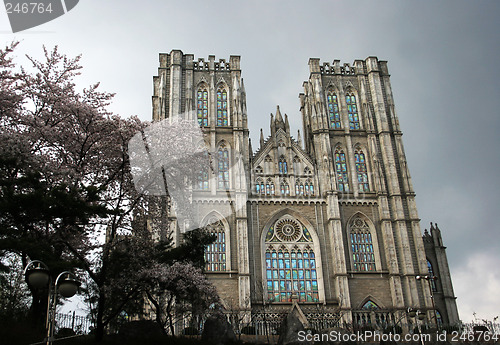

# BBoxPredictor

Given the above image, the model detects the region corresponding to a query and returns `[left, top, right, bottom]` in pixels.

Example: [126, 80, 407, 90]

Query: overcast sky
[1, 0, 499, 322]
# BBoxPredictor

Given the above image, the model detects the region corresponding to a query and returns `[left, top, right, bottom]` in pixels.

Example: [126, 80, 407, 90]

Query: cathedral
[149, 50, 459, 327]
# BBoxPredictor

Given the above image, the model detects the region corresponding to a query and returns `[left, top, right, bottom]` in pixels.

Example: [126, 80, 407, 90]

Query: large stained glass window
[427, 259, 437, 292]
[197, 89, 208, 126]
[350, 216, 376, 271]
[265, 217, 319, 303]
[327, 91, 341, 129]
[346, 93, 360, 130]
[218, 144, 229, 189]
[204, 218, 226, 271]
[217, 88, 228, 126]
[354, 149, 369, 192]
[334, 148, 349, 192]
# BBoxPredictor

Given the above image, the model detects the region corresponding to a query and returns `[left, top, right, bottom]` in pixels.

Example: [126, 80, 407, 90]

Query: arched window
[354, 148, 369, 192]
[265, 217, 319, 303]
[279, 156, 288, 174]
[197, 169, 209, 190]
[304, 180, 314, 196]
[265, 178, 275, 195]
[280, 181, 290, 195]
[216, 88, 228, 126]
[197, 88, 208, 126]
[256, 179, 265, 195]
[218, 144, 229, 189]
[327, 91, 341, 129]
[334, 148, 350, 192]
[204, 218, 226, 271]
[349, 216, 376, 271]
[295, 181, 304, 196]
[427, 259, 438, 292]
[435, 310, 443, 326]
[346, 93, 360, 130]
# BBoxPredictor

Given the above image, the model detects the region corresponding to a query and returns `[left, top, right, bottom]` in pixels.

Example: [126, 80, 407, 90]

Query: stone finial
[260, 128, 265, 148]
[297, 130, 302, 147]
[249, 138, 253, 156]
[284, 113, 290, 134]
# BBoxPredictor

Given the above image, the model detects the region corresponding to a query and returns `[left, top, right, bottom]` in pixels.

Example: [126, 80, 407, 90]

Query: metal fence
[55, 312, 93, 334]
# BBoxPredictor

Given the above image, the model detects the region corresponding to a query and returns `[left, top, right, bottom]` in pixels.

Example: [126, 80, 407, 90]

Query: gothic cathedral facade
[150, 50, 459, 325]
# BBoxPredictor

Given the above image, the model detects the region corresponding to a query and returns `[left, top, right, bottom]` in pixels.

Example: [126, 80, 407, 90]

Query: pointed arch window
[264, 217, 319, 303]
[346, 93, 360, 130]
[427, 259, 438, 292]
[197, 88, 208, 126]
[435, 310, 443, 326]
[354, 148, 369, 192]
[217, 88, 228, 126]
[279, 156, 288, 174]
[204, 218, 226, 271]
[350, 216, 376, 271]
[256, 179, 265, 195]
[304, 180, 314, 196]
[218, 144, 229, 189]
[280, 181, 290, 195]
[334, 148, 349, 192]
[265, 178, 275, 195]
[327, 91, 341, 129]
[197, 169, 209, 190]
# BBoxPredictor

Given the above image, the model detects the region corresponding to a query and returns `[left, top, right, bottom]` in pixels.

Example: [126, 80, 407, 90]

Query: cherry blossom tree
[0, 42, 222, 342]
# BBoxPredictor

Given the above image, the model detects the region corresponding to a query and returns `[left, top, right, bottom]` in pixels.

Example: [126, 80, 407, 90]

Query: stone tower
[150, 51, 459, 327]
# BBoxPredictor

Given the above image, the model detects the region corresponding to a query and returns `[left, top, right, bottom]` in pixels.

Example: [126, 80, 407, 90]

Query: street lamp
[417, 275, 438, 326]
[407, 308, 426, 345]
[24, 260, 80, 345]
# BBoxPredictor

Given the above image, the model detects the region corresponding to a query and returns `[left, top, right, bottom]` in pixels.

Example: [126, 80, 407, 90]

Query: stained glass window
[427, 260, 437, 292]
[362, 300, 379, 310]
[327, 91, 341, 129]
[265, 218, 319, 303]
[304, 180, 314, 196]
[197, 89, 208, 126]
[197, 169, 209, 190]
[256, 179, 265, 195]
[280, 182, 290, 195]
[354, 149, 369, 192]
[279, 157, 288, 174]
[218, 144, 229, 189]
[217, 88, 228, 126]
[435, 310, 443, 326]
[350, 216, 376, 271]
[346, 93, 360, 130]
[334, 148, 349, 192]
[204, 219, 226, 271]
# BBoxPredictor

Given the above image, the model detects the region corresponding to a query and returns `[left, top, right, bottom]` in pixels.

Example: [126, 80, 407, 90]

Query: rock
[202, 316, 236, 345]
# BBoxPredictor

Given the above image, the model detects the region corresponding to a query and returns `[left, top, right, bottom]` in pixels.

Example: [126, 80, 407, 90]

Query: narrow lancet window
[346, 93, 360, 130]
[327, 91, 341, 129]
[197, 89, 208, 126]
[217, 88, 228, 126]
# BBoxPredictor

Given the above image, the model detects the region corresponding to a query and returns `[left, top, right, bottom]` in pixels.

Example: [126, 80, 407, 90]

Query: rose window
[275, 218, 301, 242]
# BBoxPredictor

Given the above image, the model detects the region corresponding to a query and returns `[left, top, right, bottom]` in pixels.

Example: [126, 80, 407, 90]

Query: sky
[1, 0, 499, 323]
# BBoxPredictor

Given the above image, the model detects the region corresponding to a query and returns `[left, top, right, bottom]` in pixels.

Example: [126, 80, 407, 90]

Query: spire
[260, 128, 265, 148]
[270, 113, 276, 137]
[285, 113, 290, 134]
[249, 138, 253, 157]
[275, 105, 285, 131]
[241, 78, 246, 94]
[297, 129, 302, 147]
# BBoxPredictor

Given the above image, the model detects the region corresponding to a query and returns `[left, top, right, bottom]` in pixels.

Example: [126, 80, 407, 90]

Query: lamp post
[408, 307, 426, 345]
[24, 260, 80, 345]
[417, 275, 438, 326]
